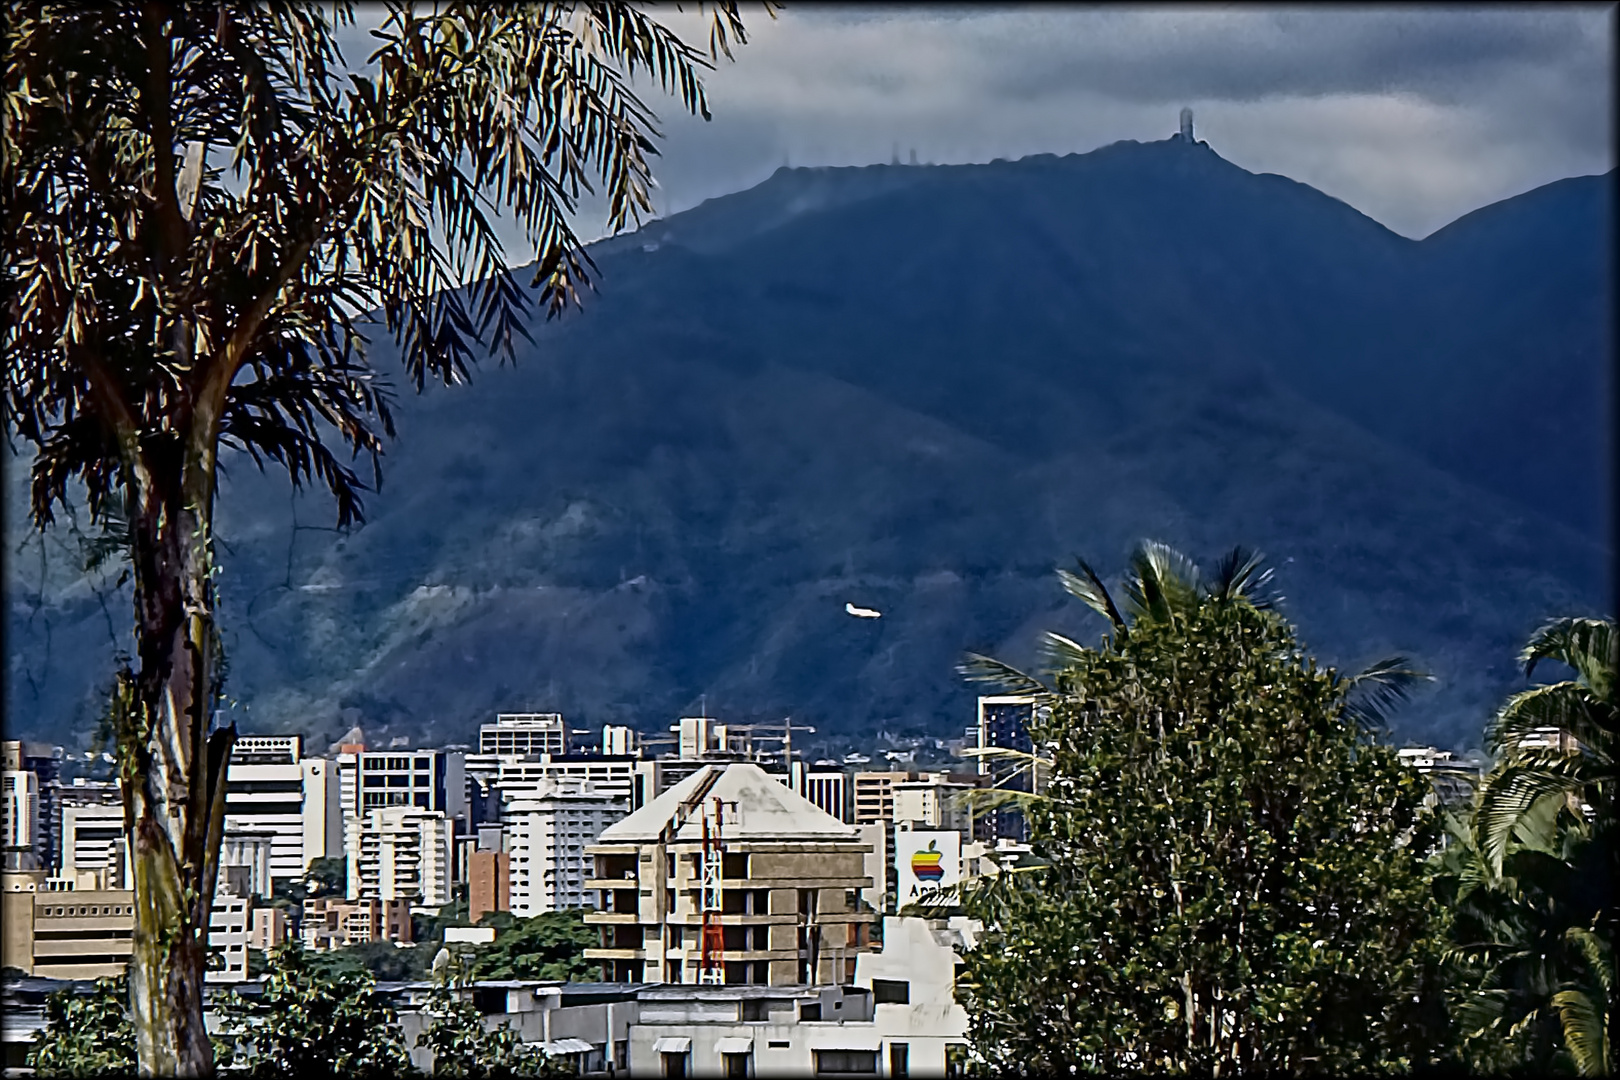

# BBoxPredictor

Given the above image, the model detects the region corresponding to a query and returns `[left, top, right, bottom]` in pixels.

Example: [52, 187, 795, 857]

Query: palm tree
[1470, 617, 1617, 1075]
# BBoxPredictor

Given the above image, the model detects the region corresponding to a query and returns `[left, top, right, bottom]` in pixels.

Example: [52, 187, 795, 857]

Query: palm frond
[1490, 682, 1613, 763]
[1038, 631, 1095, 675]
[1478, 759, 1592, 872]
[1551, 987, 1610, 1077]
[1341, 656, 1431, 732]
[1056, 559, 1128, 636]
[1521, 617, 1616, 704]
[1209, 545, 1277, 609]
[957, 652, 1054, 699]
[1122, 540, 1202, 623]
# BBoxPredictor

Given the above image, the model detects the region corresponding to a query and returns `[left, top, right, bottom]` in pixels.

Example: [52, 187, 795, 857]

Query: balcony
[582, 946, 644, 961]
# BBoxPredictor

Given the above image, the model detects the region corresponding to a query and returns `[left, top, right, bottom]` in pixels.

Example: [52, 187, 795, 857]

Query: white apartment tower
[224, 735, 342, 886]
[349, 806, 452, 911]
[2, 769, 40, 869]
[503, 779, 626, 915]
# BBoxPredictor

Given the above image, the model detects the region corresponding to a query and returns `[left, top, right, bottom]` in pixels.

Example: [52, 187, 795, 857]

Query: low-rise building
[584, 763, 877, 986]
[250, 906, 290, 952]
[300, 896, 413, 950]
[627, 915, 972, 1076]
[207, 890, 250, 984]
[26, 889, 136, 980]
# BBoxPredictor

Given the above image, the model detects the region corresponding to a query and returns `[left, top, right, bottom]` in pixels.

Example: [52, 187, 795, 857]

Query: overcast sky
[341, 4, 1614, 244]
[627, 4, 1615, 241]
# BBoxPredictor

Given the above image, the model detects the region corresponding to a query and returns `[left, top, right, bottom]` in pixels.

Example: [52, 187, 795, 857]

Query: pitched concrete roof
[597, 763, 859, 844]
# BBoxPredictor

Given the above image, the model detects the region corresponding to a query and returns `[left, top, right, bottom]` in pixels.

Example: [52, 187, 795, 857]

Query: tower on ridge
[1179, 107, 1194, 143]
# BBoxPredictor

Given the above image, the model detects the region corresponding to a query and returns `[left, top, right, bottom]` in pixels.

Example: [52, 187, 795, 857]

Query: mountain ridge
[5, 136, 1610, 757]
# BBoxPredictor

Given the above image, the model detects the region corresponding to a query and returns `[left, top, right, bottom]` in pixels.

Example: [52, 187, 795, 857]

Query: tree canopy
[954, 542, 1451, 1074]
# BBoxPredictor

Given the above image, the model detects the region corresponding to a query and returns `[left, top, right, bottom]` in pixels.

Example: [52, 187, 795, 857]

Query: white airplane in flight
[845, 602, 882, 619]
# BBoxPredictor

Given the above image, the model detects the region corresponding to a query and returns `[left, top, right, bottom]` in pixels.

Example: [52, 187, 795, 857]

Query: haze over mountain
[5, 134, 1611, 756]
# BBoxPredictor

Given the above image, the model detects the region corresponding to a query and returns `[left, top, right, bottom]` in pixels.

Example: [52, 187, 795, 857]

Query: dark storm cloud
[968, 9, 1591, 105]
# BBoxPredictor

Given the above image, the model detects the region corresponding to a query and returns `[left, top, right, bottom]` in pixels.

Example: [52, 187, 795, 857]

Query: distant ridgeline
[5, 133, 1611, 754]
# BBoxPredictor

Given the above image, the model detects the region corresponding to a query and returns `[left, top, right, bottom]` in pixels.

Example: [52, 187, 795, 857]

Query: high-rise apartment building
[481, 714, 569, 757]
[301, 895, 412, 950]
[469, 754, 656, 818]
[349, 806, 452, 911]
[851, 772, 912, 825]
[207, 889, 250, 983]
[224, 735, 342, 886]
[975, 696, 1038, 844]
[584, 763, 877, 986]
[802, 772, 849, 823]
[2, 741, 63, 872]
[2, 769, 40, 870]
[504, 779, 625, 916]
[352, 749, 465, 818]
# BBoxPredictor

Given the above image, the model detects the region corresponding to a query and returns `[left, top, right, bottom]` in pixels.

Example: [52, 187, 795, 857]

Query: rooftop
[596, 763, 859, 845]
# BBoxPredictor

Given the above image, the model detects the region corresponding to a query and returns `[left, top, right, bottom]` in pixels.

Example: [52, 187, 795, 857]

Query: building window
[889, 1044, 909, 1077]
[812, 1050, 878, 1074]
[872, 979, 909, 1005]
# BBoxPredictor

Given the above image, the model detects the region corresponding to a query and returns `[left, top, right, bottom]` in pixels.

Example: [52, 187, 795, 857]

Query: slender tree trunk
[118, 426, 235, 1077]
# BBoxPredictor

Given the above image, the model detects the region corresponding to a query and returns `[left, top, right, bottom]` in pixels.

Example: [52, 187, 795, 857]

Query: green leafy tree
[303, 856, 347, 900]
[953, 542, 1451, 1074]
[1446, 617, 1616, 1075]
[26, 975, 138, 1077]
[469, 910, 598, 982]
[211, 940, 413, 1078]
[416, 949, 568, 1078]
[3, 3, 763, 1072]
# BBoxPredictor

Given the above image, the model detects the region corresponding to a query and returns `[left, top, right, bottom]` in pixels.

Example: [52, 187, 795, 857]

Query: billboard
[894, 828, 961, 905]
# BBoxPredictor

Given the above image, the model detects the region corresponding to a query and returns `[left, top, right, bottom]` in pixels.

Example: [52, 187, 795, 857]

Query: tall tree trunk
[118, 427, 235, 1078]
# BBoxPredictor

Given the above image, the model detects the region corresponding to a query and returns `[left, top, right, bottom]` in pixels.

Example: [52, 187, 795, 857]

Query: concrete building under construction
[584, 763, 877, 986]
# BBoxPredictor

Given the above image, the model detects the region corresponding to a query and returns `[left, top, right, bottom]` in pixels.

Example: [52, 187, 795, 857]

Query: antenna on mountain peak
[1179, 107, 1194, 144]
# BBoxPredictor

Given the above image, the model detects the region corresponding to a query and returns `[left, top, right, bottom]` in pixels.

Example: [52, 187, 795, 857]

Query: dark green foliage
[956, 543, 1451, 1074]
[304, 856, 347, 900]
[307, 938, 438, 984]
[25, 976, 137, 1077]
[468, 910, 598, 982]
[212, 941, 413, 1078]
[1441, 616, 1616, 1075]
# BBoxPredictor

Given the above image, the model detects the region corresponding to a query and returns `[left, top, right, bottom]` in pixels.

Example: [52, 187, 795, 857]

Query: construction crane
[725, 717, 818, 773]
